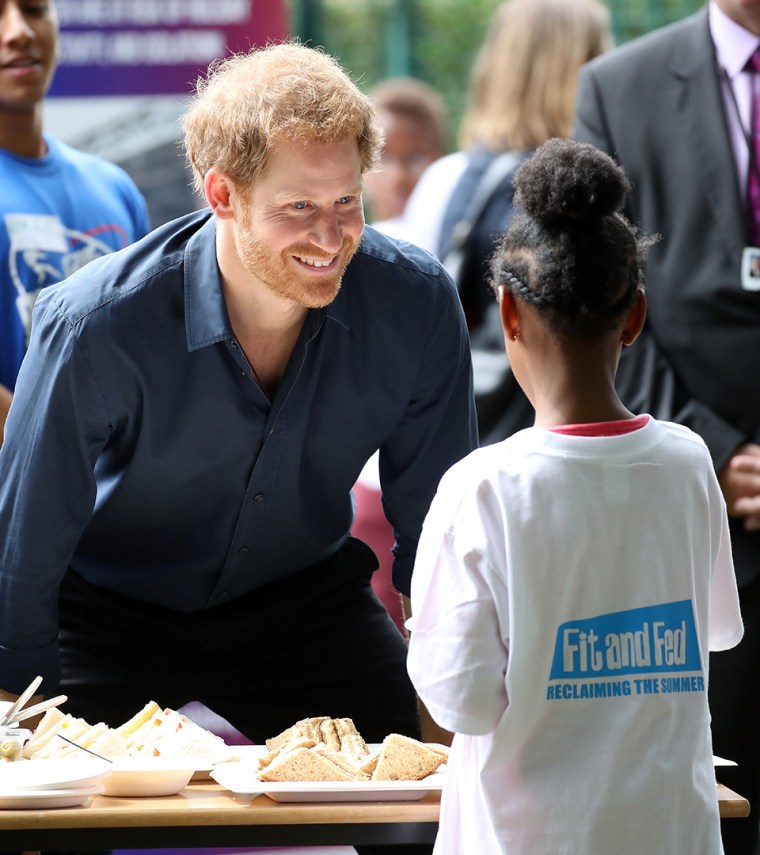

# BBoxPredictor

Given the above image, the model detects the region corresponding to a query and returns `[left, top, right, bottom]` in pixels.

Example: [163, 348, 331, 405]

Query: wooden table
[0, 779, 748, 851]
[718, 782, 751, 819]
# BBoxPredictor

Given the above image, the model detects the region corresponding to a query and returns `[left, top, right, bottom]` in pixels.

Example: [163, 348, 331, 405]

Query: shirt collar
[710, 0, 760, 79]
[183, 211, 352, 352]
[184, 213, 231, 352]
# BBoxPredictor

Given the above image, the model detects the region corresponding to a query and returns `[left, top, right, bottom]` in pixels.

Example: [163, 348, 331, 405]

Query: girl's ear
[621, 288, 647, 346]
[498, 287, 521, 341]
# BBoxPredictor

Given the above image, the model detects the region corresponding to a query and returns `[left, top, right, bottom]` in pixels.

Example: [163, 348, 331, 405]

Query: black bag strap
[439, 151, 526, 446]
[442, 150, 525, 284]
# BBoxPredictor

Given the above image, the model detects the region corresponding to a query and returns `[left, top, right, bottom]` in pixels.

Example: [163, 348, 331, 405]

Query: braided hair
[490, 138, 655, 338]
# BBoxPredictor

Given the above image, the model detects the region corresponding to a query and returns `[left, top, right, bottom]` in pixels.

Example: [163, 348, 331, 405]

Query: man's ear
[498, 287, 521, 341]
[621, 288, 647, 346]
[204, 168, 234, 218]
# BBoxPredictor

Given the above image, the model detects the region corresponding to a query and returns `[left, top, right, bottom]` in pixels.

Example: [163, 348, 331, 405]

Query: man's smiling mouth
[294, 255, 336, 268]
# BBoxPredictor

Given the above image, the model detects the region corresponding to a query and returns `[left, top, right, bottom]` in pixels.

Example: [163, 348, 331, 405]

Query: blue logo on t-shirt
[545, 601, 705, 701]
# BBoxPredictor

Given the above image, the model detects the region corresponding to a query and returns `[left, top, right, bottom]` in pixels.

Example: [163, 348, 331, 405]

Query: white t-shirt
[375, 151, 468, 255]
[408, 417, 743, 855]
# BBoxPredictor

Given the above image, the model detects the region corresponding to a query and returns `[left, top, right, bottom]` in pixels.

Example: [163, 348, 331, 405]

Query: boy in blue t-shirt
[0, 0, 150, 441]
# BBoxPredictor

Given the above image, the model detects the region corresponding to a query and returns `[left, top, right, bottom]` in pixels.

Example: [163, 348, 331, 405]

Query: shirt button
[253, 493, 264, 502]
[238, 546, 249, 554]
[229, 340, 237, 348]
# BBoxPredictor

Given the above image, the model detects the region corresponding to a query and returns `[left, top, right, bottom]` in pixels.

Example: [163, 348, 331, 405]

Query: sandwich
[120, 705, 237, 765]
[22, 707, 66, 759]
[116, 700, 162, 738]
[370, 733, 446, 781]
[23, 712, 92, 759]
[86, 724, 130, 757]
[257, 717, 447, 783]
[264, 716, 368, 761]
[23, 700, 237, 765]
[258, 745, 365, 783]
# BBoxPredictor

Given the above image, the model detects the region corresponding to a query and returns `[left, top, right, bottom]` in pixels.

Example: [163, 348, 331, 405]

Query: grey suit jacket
[574, 8, 760, 583]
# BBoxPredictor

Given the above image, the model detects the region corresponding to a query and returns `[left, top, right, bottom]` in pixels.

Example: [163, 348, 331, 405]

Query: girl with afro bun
[407, 139, 743, 854]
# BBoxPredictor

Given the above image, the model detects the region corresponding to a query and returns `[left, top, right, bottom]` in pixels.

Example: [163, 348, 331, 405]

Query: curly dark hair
[489, 138, 656, 337]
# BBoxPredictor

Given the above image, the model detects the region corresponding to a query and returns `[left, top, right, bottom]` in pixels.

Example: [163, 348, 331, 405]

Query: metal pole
[292, 0, 325, 48]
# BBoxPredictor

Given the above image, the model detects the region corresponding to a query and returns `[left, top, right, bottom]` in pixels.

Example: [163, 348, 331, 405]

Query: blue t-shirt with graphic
[0, 134, 150, 391]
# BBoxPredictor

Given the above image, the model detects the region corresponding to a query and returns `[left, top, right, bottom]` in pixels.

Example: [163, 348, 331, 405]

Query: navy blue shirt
[0, 211, 477, 692]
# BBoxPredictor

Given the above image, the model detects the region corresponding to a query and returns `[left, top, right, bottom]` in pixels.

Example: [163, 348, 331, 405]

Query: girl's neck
[529, 348, 633, 428]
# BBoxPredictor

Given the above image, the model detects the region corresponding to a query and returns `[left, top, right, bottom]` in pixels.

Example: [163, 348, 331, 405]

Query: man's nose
[309, 211, 343, 253]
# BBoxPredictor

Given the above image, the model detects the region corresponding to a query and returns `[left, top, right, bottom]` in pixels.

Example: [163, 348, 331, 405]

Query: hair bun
[514, 138, 630, 225]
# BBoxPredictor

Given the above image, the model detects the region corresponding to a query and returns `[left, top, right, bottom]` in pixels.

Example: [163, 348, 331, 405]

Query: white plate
[210, 745, 445, 803]
[194, 745, 256, 780]
[99, 756, 198, 797]
[191, 767, 213, 781]
[0, 758, 112, 791]
[0, 785, 97, 810]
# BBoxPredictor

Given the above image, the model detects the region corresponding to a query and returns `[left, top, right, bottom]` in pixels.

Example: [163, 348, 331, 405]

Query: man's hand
[718, 443, 760, 530]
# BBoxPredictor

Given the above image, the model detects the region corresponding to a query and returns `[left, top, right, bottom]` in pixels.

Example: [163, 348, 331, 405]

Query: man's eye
[292, 201, 308, 210]
[338, 196, 353, 205]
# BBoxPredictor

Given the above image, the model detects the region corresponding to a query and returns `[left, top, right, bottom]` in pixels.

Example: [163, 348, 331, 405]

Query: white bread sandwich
[24, 713, 130, 759]
[72, 721, 131, 757]
[48, 721, 110, 758]
[30, 714, 91, 759]
[21, 707, 67, 759]
[124, 706, 237, 765]
[23, 700, 237, 765]
[116, 700, 162, 738]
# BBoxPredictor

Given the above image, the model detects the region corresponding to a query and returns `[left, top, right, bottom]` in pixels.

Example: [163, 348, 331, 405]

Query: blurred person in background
[354, 75, 450, 633]
[377, 0, 612, 449]
[395, 0, 612, 338]
[363, 76, 449, 232]
[574, 2, 760, 851]
[0, 0, 150, 444]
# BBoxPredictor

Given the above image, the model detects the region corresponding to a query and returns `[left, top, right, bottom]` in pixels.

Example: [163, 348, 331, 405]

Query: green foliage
[610, 0, 705, 44]
[288, 0, 705, 148]
[413, 0, 502, 135]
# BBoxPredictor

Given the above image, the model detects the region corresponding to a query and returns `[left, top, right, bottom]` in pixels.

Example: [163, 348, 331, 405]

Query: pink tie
[747, 49, 760, 246]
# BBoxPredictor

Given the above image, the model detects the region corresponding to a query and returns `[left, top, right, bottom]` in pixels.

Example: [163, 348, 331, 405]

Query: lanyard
[720, 61, 760, 187]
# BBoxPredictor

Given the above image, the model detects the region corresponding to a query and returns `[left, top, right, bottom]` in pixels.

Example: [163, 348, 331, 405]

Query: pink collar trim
[548, 414, 650, 437]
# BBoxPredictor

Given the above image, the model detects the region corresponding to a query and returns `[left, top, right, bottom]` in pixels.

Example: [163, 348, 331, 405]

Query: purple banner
[49, 0, 289, 97]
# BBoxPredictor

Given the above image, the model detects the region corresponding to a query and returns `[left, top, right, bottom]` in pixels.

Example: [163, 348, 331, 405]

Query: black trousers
[709, 571, 760, 855]
[56, 537, 432, 854]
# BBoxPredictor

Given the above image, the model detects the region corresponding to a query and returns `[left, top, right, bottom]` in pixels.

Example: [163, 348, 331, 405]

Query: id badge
[741, 246, 760, 291]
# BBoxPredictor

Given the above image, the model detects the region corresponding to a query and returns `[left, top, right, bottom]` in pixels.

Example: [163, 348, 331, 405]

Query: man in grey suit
[574, 1, 760, 852]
